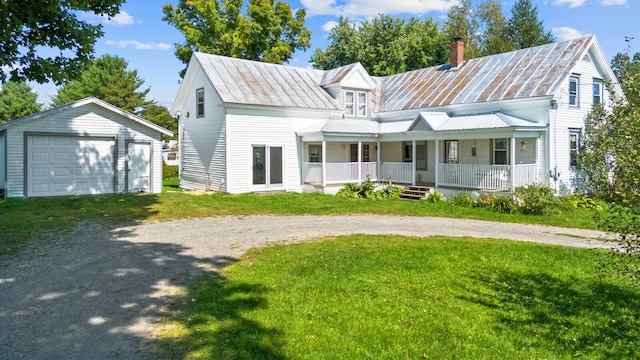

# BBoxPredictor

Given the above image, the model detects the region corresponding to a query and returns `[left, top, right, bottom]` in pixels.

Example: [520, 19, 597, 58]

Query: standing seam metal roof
[194, 36, 595, 113]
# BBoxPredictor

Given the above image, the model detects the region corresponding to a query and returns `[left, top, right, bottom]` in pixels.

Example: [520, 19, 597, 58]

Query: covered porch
[297, 112, 546, 193]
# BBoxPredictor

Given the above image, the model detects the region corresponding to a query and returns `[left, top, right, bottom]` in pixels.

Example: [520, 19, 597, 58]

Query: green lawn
[0, 177, 598, 256]
[152, 235, 640, 359]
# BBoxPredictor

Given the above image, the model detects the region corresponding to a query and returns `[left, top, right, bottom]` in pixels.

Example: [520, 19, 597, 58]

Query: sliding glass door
[253, 145, 283, 188]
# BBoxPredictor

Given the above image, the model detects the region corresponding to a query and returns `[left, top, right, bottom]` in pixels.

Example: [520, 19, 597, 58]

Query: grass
[152, 235, 640, 359]
[1, 177, 598, 256]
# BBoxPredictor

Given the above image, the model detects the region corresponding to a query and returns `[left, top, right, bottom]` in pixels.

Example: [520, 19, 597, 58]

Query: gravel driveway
[0, 215, 610, 360]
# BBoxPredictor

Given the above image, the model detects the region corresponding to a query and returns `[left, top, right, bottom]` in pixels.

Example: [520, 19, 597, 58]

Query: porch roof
[297, 112, 544, 139]
[411, 112, 546, 132]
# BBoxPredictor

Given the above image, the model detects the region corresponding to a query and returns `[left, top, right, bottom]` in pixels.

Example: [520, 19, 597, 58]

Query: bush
[565, 191, 602, 211]
[336, 176, 404, 200]
[424, 189, 446, 203]
[451, 193, 475, 207]
[490, 194, 519, 213]
[473, 193, 493, 209]
[514, 184, 560, 215]
[163, 161, 179, 179]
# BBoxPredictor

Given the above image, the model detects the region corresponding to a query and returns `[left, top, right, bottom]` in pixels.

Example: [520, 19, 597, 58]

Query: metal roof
[376, 36, 594, 112]
[415, 112, 545, 132]
[194, 36, 597, 114]
[194, 53, 342, 111]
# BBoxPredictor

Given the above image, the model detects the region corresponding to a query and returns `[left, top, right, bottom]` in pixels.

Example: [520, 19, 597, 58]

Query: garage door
[27, 135, 116, 197]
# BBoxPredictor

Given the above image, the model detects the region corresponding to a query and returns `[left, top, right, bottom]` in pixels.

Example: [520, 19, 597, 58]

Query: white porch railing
[379, 162, 412, 183]
[302, 162, 378, 184]
[438, 163, 537, 191]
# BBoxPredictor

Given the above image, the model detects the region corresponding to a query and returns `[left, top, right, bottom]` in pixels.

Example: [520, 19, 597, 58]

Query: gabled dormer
[320, 63, 376, 119]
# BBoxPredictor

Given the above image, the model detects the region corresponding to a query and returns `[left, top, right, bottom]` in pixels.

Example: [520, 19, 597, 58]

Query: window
[445, 140, 459, 164]
[593, 79, 603, 105]
[344, 90, 368, 117]
[494, 138, 508, 165]
[309, 145, 322, 163]
[345, 91, 355, 116]
[569, 75, 579, 107]
[196, 88, 205, 117]
[253, 145, 283, 186]
[403, 141, 412, 162]
[349, 144, 370, 162]
[569, 130, 580, 167]
[416, 141, 428, 170]
[357, 92, 367, 117]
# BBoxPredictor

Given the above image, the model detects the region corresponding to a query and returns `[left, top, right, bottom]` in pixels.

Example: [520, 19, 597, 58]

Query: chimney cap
[453, 37, 464, 42]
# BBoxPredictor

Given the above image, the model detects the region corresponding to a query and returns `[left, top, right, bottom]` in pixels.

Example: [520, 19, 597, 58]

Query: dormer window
[344, 90, 368, 118]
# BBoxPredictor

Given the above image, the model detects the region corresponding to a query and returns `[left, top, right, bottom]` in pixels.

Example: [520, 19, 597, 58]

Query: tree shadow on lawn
[460, 269, 640, 358]
[0, 206, 284, 360]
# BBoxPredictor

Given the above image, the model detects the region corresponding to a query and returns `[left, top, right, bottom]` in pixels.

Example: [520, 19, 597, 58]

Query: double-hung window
[569, 130, 581, 167]
[309, 144, 322, 163]
[569, 75, 579, 107]
[344, 90, 368, 117]
[196, 88, 205, 117]
[349, 144, 370, 162]
[593, 79, 603, 105]
[445, 140, 459, 164]
[494, 138, 508, 165]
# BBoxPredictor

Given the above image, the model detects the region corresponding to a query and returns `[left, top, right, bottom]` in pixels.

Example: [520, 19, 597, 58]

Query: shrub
[375, 183, 405, 199]
[566, 191, 602, 211]
[336, 175, 404, 200]
[336, 182, 362, 198]
[163, 161, 179, 179]
[514, 184, 560, 215]
[451, 193, 475, 207]
[424, 189, 446, 203]
[490, 194, 519, 213]
[473, 193, 493, 209]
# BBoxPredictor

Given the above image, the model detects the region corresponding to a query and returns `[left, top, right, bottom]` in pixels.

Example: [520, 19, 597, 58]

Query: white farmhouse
[171, 36, 621, 194]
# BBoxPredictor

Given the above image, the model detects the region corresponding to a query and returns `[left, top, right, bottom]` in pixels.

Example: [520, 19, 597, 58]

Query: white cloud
[552, 0, 586, 8]
[105, 40, 172, 51]
[83, 10, 135, 26]
[322, 21, 339, 32]
[599, 0, 627, 5]
[301, 0, 458, 17]
[552, 27, 590, 41]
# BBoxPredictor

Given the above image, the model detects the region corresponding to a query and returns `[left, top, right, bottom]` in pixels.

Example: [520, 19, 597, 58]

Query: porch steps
[400, 186, 432, 200]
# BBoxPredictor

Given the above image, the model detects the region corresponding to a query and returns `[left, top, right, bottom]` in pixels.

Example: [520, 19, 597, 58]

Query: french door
[252, 145, 283, 187]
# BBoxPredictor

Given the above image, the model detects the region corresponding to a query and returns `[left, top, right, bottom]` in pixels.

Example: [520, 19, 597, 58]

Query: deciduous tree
[0, 0, 125, 84]
[141, 104, 177, 139]
[163, 0, 311, 76]
[51, 55, 150, 114]
[312, 15, 445, 76]
[0, 81, 42, 123]
[477, 0, 512, 55]
[442, 0, 481, 59]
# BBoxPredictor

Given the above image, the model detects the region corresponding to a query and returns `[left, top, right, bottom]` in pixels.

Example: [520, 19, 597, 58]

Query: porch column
[321, 140, 327, 189]
[377, 140, 381, 183]
[358, 141, 362, 184]
[435, 139, 439, 188]
[411, 140, 416, 186]
[510, 137, 516, 191]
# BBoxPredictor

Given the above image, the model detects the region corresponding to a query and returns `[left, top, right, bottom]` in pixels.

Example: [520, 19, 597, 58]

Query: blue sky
[29, 0, 637, 110]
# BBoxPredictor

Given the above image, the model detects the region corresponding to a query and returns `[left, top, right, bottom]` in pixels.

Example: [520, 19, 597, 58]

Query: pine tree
[0, 81, 42, 123]
[506, 0, 555, 50]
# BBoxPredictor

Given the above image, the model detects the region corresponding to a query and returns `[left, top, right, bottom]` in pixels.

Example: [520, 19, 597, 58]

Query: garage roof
[0, 97, 174, 137]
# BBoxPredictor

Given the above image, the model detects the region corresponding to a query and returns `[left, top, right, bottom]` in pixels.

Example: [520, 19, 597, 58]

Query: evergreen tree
[505, 0, 555, 50]
[51, 55, 150, 114]
[0, 81, 42, 123]
[163, 0, 311, 77]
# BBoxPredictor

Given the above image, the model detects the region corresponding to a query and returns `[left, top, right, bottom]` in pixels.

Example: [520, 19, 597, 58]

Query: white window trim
[344, 90, 355, 117]
[569, 75, 580, 108]
[344, 89, 368, 118]
[196, 88, 205, 117]
[593, 78, 603, 105]
[569, 129, 581, 168]
[309, 144, 322, 163]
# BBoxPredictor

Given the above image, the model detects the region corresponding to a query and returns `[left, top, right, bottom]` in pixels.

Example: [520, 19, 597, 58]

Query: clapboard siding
[179, 66, 227, 192]
[2, 100, 168, 198]
[0, 131, 5, 190]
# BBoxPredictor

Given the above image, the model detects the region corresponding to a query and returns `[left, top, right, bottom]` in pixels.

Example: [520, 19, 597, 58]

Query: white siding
[226, 114, 330, 194]
[5, 103, 164, 198]
[0, 131, 5, 192]
[550, 53, 608, 193]
[178, 66, 227, 192]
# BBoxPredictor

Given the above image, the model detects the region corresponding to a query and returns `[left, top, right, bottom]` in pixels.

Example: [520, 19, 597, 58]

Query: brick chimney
[451, 37, 465, 68]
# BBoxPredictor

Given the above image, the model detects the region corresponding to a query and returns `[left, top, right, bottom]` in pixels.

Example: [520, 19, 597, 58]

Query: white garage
[0, 97, 173, 198]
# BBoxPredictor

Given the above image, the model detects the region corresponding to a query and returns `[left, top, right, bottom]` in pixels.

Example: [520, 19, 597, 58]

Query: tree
[0, 81, 42, 123]
[311, 15, 445, 76]
[611, 52, 640, 105]
[505, 0, 554, 50]
[162, 0, 311, 76]
[578, 54, 640, 283]
[51, 55, 150, 114]
[141, 104, 177, 139]
[442, 0, 481, 60]
[477, 0, 512, 56]
[0, 0, 125, 85]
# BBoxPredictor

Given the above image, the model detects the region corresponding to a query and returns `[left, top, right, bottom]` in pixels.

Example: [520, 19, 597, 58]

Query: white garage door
[27, 135, 116, 197]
